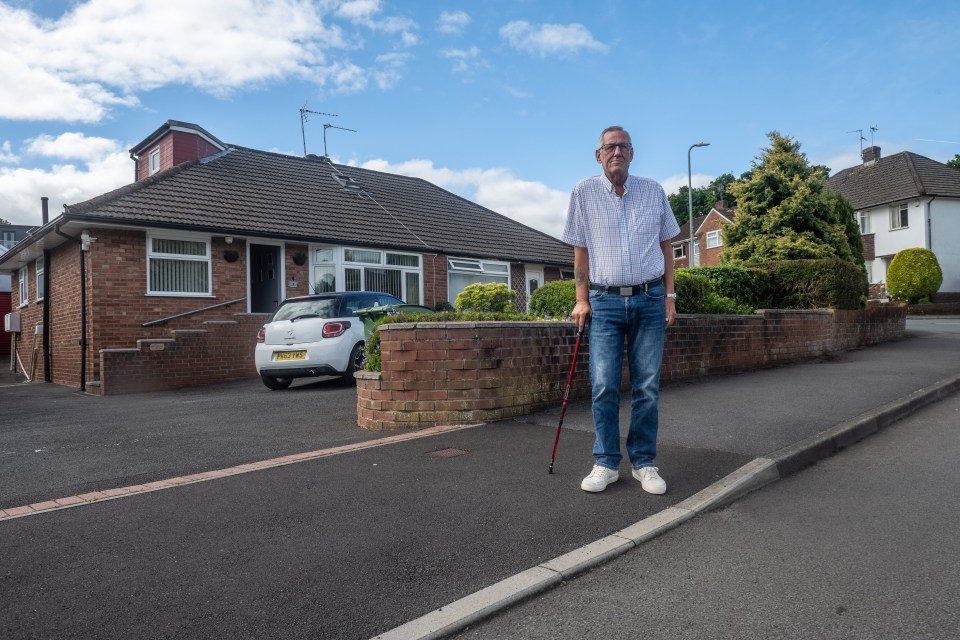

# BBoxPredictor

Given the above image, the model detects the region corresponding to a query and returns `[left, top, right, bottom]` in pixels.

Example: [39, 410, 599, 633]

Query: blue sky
[1, 0, 958, 238]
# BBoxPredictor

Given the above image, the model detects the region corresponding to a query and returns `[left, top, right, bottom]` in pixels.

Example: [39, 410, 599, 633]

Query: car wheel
[261, 374, 293, 390]
[342, 342, 365, 385]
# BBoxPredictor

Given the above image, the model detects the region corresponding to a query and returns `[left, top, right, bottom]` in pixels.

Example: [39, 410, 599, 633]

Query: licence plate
[274, 351, 306, 361]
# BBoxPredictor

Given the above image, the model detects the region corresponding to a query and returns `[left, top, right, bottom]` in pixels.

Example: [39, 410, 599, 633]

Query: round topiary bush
[454, 282, 516, 313]
[529, 280, 576, 317]
[886, 248, 943, 303]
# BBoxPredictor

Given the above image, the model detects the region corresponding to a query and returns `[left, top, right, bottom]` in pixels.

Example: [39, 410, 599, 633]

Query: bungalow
[827, 146, 960, 300]
[0, 120, 573, 393]
[1, 224, 37, 358]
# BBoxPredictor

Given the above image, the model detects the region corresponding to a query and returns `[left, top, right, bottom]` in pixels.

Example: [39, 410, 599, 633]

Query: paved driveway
[0, 375, 382, 509]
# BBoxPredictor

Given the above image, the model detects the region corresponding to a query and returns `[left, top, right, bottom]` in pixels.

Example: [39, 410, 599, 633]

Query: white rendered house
[828, 146, 960, 300]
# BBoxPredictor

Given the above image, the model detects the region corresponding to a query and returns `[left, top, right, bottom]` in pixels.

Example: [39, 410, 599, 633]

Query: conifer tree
[722, 132, 864, 266]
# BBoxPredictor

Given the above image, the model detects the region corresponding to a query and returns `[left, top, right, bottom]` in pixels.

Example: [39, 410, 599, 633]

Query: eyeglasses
[599, 142, 633, 154]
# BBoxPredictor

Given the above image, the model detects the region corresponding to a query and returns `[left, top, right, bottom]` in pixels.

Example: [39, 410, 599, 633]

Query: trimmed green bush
[886, 248, 943, 303]
[761, 258, 867, 309]
[675, 270, 754, 315]
[454, 282, 516, 313]
[687, 265, 773, 309]
[529, 280, 577, 317]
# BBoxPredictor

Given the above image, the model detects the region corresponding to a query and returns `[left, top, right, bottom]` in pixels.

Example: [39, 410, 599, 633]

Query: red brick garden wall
[96, 313, 268, 395]
[356, 305, 907, 430]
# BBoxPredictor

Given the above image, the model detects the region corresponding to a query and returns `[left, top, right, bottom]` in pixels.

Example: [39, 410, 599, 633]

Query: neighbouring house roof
[827, 151, 960, 210]
[1, 145, 573, 269]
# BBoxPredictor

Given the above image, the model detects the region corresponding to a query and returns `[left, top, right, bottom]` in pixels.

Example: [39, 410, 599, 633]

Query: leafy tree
[668, 173, 740, 225]
[947, 154, 960, 170]
[0, 217, 10, 224]
[722, 132, 864, 266]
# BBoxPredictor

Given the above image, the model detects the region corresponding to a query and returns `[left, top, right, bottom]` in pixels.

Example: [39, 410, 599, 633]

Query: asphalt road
[1, 316, 957, 639]
[456, 384, 960, 639]
[0, 375, 381, 509]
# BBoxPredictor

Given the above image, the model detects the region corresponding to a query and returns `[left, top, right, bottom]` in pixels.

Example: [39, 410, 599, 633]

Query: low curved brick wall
[356, 305, 907, 430]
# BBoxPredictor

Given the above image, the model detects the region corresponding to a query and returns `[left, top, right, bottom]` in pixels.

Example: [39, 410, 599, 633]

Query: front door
[250, 244, 282, 313]
[526, 269, 542, 311]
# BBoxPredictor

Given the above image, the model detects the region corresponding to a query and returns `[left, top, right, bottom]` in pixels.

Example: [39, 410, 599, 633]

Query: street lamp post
[687, 142, 710, 267]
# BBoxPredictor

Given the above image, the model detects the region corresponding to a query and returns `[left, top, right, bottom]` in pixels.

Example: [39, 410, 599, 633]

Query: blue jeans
[588, 286, 666, 470]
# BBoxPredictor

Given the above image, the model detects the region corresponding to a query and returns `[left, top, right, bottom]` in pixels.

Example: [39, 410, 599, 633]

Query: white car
[255, 291, 405, 389]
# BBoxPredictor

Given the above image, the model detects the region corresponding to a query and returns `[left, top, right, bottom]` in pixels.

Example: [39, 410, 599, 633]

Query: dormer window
[149, 147, 160, 175]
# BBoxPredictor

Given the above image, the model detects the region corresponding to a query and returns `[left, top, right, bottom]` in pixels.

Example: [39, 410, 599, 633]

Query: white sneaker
[632, 466, 667, 494]
[581, 465, 619, 492]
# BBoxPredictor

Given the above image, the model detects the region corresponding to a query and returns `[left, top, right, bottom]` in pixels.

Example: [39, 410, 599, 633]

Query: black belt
[590, 277, 663, 296]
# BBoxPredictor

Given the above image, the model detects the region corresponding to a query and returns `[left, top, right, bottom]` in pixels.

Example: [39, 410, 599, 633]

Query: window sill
[145, 293, 216, 298]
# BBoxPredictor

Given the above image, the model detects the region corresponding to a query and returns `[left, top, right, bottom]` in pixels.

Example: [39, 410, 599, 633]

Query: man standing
[562, 126, 680, 494]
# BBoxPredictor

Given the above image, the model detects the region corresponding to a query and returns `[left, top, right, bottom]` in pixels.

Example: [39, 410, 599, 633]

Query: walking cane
[548, 324, 586, 474]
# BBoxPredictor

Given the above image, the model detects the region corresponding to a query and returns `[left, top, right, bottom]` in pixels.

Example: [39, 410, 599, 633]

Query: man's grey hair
[598, 126, 630, 149]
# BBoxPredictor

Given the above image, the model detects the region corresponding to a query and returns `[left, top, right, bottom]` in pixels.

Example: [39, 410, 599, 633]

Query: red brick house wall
[421, 254, 448, 309]
[135, 131, 222, 181]
[0, 291, 11, 355]
[696, 211, 732, 267]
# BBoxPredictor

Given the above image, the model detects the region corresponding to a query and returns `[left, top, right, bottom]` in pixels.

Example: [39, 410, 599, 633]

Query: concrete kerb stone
[375, 374, 960, 640]
[372, 567, 562, 640]
[771, 372, 960, 479]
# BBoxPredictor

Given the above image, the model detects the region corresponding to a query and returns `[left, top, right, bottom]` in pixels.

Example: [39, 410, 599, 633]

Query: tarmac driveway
[0, 375, 384, 510]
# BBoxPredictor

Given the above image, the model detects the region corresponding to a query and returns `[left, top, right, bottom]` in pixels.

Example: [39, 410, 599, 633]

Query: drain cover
[426, 447, 469, 458]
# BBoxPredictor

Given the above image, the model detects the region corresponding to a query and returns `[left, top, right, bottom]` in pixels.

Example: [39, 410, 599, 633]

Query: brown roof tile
[64, 147, 573, 266]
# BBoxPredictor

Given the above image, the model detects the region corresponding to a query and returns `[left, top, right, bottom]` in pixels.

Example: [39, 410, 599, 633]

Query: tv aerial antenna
[869, 125, 879, 147]
[300, 103, 338, 156]
[323, 123, 358, 158]
[846, 128, 866, 155]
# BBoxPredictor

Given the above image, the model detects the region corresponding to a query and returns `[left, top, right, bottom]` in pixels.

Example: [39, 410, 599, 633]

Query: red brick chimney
[862, 145, 881, 165]
[128, 121, 226, 181]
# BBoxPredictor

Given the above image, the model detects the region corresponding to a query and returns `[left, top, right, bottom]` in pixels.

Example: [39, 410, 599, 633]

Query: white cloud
[0, 141, 19, 164]
[25, 132, 122, 163]
[0, 0, 421, 123]
[372, 53, 411, 90]
[661, 173, 714, 197]
[440, 46, 486, 74]
[437, 10, 470, 35]
[335, 0, 417, 39]
[0, 134, 130, 226]
[499, 21, 607, 58]
[357, 158, 570, 238]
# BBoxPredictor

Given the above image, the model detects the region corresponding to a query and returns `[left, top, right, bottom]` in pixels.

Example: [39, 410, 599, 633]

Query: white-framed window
[673, 243, 686, 259]
[890, 203, 908, 230]
[312, 246, 423, 303]
[706, 230, 722, 249]
[864, 262, 873, 283]
[17, 266, 28, 307]
[146, 234, 211, 296]
[35, 256, 44, 301]
[859, 211, 871, 234]
[447, 257, 510, 305]
[149, 147, 161, 175]
[560, 270, 575, 280]
[2, 230, 15, 251]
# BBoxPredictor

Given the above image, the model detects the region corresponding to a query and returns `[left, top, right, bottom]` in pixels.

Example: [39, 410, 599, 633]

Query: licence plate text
[274, 351, 306, 361]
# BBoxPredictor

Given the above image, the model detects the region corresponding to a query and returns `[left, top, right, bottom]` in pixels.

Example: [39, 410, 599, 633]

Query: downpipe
[53, 224, 89, 392]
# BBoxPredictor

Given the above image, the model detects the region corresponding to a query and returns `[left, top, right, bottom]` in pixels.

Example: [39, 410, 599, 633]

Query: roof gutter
[41, 198, 51, 382]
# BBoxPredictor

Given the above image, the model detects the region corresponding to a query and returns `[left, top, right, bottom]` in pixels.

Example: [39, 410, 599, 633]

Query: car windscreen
[272, 299, 339, 322]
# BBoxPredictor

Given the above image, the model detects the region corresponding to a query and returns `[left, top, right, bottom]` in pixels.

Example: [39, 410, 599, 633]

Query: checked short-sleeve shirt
[562, 173, 680, 287]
